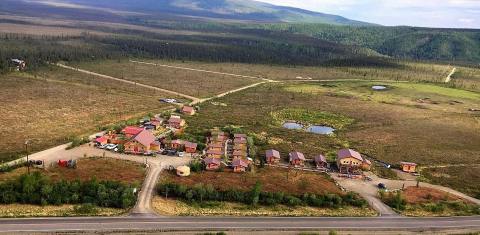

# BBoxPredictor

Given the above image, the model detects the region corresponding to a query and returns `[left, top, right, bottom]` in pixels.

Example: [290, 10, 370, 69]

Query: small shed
[95, 136, 108, 145]
[176, 166, 191, 177]
[289, 152, 306, 167]
[265, 149, 281, 164]
[400, 162, 417, 173]
[314, 155, 328, 169]
[232, 158, 249, 173]
[184, 141, 198, 153]
[181, 106, 196, 116]
[204, 157, 221, 171]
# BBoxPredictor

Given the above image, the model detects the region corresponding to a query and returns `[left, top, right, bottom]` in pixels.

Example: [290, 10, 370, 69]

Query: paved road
[0, 216, 478, 233]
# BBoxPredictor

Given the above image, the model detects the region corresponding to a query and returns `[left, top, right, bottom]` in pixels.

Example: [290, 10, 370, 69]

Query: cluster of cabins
[265, 148, 372, 175]
[94, 106, 198, 155]
[203, 131, 251, 173]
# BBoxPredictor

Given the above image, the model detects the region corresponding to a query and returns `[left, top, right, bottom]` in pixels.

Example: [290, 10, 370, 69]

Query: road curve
[0, 216, 478, 233]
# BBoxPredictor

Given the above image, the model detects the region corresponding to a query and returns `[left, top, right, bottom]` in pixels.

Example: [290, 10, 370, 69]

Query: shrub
[189, 160, 203, 173]
[74, 203, 98, 215]
[67, 136, 90, 149]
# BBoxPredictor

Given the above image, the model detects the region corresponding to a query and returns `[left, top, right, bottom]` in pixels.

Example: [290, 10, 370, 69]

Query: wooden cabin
[265, 149, 281, 164]
[204, 157, 221, 171]
[289, 152, 306, 167]
[400, 162, 417, 173]
[124, 130, 160, 154]
[337, 149, 365, 175]
[314, 155, 328, 169]
[232, 158, 249, 173]
[184, 141, 198, 153]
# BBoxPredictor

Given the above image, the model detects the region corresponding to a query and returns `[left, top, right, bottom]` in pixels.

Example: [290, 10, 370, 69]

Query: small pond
[372, 85, 388, 91]
[307, 125, 335, 135]
[283, 122, 304, 130]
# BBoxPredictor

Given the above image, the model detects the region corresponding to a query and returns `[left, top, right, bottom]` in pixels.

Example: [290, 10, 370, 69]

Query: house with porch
[337, 149, 369, 175]
[168, 115, 185, 129]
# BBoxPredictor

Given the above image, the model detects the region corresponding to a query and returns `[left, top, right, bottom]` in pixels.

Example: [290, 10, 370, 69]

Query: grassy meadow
[0, 67, 176, 162]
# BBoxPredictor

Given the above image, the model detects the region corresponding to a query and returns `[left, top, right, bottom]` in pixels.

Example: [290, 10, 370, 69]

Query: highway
[0, 215, 479, 233]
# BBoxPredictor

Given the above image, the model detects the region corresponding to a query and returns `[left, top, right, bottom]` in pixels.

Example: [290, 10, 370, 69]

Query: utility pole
[25, 140, 30, 174]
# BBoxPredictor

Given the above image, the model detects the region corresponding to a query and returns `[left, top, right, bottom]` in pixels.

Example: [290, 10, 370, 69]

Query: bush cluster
[157, 182, 367, 208]
[0, 172, 136, 209]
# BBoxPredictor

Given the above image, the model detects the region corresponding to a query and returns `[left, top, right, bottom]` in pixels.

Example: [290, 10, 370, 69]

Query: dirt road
[445, 67, 457, 83]
[55, 63, 200, 103]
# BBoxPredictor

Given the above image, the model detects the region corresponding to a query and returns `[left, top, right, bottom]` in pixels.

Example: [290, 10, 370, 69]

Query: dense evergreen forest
[135, 20, 480, 64]
[0, 31, 391, 73]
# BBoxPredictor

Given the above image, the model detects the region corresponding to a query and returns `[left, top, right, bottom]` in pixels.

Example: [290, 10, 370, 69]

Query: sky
[256, 0, 480, 28]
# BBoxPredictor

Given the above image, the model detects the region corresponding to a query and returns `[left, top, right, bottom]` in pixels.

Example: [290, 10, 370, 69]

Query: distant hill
[18, 0, 374, 26]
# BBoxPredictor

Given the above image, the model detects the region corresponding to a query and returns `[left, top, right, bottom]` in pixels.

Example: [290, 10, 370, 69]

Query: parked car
[377, 183, 387, 190]
[98, 144, 107, 149]
[160, 98, 178, 104]
[167, 150, 177, 156]
[105, 144, 117, 151]
[161, 150, 169, 155]
[177, 152, 185, 157]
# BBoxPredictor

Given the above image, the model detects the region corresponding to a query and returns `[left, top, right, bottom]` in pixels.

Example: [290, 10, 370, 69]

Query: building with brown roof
[124, 130, 160, 154]
[314, 155, 328, 169]
[181, 106, 196, 116]
[184, 141, 198, 153]
[232, 158, 249, 173]
[168, 115, 185, 129]
[337, 149, 366, 175]
[265, 149, 281, 164]
[289, 152, 306, 167]
[206, 149, 224, 158]
[204, 157, 221, 171]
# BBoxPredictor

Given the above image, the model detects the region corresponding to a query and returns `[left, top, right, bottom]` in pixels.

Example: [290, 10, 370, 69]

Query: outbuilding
[265, 149, 281, 164]
[400, 162, 417, 173]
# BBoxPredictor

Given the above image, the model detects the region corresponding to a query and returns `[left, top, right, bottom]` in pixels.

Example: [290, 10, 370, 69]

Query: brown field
[182, 81, 480, 197]
[403, 186, 471, 204]
[422, 166, 480, 199]
[152, 196, 377, 217]
[0, 157, 145, 185]
[0, 67, 175, 161]
[138, 59, 454, 83]
[161, 167, 342, 195]
[71, 60, 261, 98]
[0, 23, 109, 36]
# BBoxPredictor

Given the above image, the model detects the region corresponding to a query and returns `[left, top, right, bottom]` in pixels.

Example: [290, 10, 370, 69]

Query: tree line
[0, 172, 137, 209]
[157, 182, 368, 208]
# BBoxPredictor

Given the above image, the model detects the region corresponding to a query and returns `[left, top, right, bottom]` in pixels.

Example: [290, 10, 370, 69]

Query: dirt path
[130, 60, 270, 81]
[445, 67, 457, 83]
[55, 63, 200, 103]
[332, 174, 398, 217]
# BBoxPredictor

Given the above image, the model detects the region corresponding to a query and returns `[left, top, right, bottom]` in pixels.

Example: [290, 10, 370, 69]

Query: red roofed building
[122, 126, 144, 138]
[204, 157, 221, 171]
[232, 158, 249, 173]
[170, 139, 184, 150]
[168, 116, 185, 129]
[124, 130, 160, 154]
[181, 106, 196, 116]
[265, 149, 281, 164]
[95, 136, 108, 145]
[289, 152, 306, 167]
[337, 149, 365, 175]
[184, 141, 198, 153]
